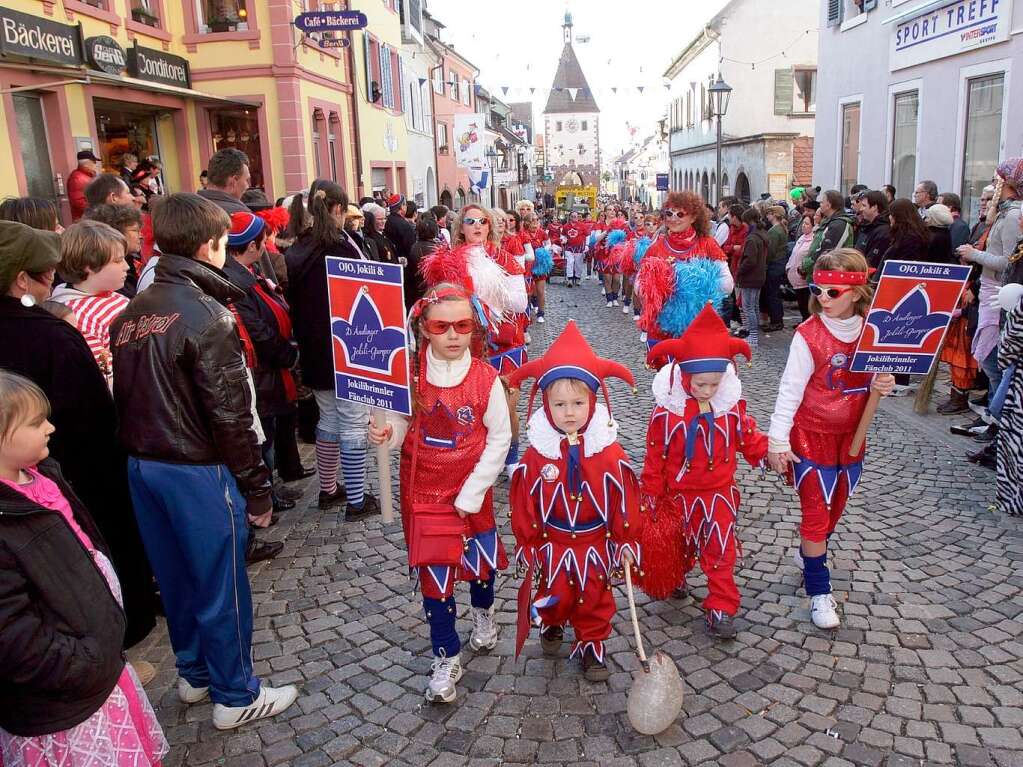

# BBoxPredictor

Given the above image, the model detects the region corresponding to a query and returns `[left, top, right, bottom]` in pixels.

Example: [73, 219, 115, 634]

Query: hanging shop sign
[0, 7, 83, 67]
[890, 0, 1012, 71]
[319, 37, 351, 49]
[85, 35, 126, 75]
[127, 43, 190, 89]
[293, 10, 368, 33]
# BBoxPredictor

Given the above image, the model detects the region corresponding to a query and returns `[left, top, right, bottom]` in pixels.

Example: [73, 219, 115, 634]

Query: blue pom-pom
[633, 236, 652, 268]
[656, 259, 726, 336]
[606, 229, 626, 248]
[586, 232, 598, 249]
[533, 246, 554, 277]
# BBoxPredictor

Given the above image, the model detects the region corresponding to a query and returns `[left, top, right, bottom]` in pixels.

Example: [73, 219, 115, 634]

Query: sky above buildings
[427, 0, 729, 160]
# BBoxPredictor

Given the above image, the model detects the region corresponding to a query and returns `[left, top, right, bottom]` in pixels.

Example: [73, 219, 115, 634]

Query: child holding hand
[0, 371, 167, 765]
[639, 305, 767, 640]
[506, 322, 643, 680]
[767, 249, 895, 629]
[369, 284, 510, 704]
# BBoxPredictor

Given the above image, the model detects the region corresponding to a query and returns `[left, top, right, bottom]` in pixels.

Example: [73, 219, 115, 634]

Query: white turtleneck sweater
[768, 313, 864, 453]
[387, 346, 511, 513]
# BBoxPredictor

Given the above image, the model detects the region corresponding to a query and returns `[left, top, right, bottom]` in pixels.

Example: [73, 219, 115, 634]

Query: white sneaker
[640, 331, 648, 343]
[468, 605, 499, 651]
[426, 653, 463, 703]
[212, 684, 299, 730]
[810, 594, 841, 629]
[524, 332, 532, 345]
[622, 304, 630, 314]
[613, 299, 620, 307]
[792, 548, 804, 571]
[178, 677, 210, 704]
[606, 300, 613, 308]
[537, 315, 545, 324]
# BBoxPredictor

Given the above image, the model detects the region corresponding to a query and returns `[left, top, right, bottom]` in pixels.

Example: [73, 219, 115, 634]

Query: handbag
[406, 412, 467, 568]
[408, 503, 466, 567]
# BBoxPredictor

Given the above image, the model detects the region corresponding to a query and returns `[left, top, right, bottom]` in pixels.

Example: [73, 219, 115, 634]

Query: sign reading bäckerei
[0, 7, 82, 67]
[890, 0, 1011, 71]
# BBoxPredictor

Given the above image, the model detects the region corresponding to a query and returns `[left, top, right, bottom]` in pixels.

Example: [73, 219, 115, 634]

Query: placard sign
[890, 0, 1012, 71]
[850, 260, 971, 375]
[327, 257, 411, 415]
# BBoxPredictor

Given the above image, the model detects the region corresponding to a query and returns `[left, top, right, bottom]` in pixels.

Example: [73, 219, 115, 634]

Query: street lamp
[708, 73, 732, 203]
[485, 147, 500, 207]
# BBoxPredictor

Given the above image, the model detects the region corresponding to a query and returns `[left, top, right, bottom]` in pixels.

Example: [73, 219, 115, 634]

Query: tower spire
[563, 9, 573, 44]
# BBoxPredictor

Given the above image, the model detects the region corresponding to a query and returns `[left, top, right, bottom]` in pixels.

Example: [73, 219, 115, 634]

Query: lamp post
[708, 73, 732, 204]
[485, 147, 500, 208]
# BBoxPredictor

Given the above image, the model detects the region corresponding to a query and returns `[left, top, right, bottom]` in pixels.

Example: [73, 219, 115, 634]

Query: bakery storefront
[0, 5, 260, 217]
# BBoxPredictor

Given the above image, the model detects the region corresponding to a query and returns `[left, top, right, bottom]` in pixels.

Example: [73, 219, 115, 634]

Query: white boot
[426, 653, 463, 703]
[622, 303, 630, 314]
[792, 548, 804, 571]
[639, 331, 648, 343]
[212, 684, 299, 730]
[468, 605, 499, 651]
[810, 594, 840, 629]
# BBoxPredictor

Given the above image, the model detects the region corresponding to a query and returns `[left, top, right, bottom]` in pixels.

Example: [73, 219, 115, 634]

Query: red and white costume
[769, 312, 871, 542]
[507, 322, 643, 662]
[391, 345, 512, 597]
[639, 307, 767, 620]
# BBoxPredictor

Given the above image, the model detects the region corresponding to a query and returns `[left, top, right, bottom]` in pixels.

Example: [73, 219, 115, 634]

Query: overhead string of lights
[718, 28, 819, 70]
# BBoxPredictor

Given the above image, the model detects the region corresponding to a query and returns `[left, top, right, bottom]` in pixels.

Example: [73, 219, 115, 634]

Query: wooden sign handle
[371, 407, 394, 523]
[848, 390, 881, 458]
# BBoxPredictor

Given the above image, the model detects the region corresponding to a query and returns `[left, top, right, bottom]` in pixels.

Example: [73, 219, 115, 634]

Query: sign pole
[372, 407, 394, 523]
[848, 390, 881, 458]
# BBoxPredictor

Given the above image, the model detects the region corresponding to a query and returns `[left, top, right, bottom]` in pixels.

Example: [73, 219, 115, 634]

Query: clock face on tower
[566, 119, 579, 133]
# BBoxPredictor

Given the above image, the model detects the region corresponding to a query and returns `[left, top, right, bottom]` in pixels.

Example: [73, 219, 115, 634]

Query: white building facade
[664, 0, 819, 203]
[400, 0, 437, 208]
[813, 0, 1022, 224]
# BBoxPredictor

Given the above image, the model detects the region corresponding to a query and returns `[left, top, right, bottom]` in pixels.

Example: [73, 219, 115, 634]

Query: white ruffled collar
[425, 346, 471, 387]
[651, 362, 742, 416]
[526, 402, 619, 459]
[820, 313, 863, 342]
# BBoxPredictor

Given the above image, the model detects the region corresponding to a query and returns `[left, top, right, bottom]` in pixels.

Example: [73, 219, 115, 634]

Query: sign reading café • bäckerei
[890, 0, 1012, 71]
[0, 7, 83, 67]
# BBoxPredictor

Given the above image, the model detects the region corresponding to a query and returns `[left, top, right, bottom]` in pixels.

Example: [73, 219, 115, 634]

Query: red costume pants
[534, 542, 616, 662]
[679, 486, 741, 616]
[789, 425, 864, 543]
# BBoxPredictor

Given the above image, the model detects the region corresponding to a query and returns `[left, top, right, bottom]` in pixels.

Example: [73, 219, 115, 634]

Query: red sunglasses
[424, 318, 475, 335]
[809, 284, 855, 299]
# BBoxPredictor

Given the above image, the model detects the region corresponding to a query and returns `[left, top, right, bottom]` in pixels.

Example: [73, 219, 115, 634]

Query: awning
[881, 0, 947, 25]
[0, 60, 256, 106]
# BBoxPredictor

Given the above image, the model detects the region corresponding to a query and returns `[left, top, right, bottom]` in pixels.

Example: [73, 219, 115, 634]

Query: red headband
[409, 286, 471, 322]
[812, 269, 868, 286]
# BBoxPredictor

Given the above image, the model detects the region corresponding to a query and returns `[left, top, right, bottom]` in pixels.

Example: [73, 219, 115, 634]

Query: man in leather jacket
[110, 193, 298, 727]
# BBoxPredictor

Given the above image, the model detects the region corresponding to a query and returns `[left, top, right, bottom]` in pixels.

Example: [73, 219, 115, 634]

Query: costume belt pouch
[409, 503, 466, 567]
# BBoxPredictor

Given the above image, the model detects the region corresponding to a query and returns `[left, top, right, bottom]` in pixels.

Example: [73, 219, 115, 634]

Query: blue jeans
[762, 259, 787, 324]
[739, 287, 761, 349]
[127, 459, 259, 706]
[313, 389, 369, 451]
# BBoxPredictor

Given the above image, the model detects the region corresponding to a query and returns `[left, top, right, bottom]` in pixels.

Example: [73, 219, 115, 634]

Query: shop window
[197, 0, 249, 33]
[209, 107, 264, 190]
[95, 100, 161, 177]
[371, 167, 389, 194]
[130, 0, 160, 26]
[839, 101, 861, 195]
[961, 73, 1005, 225]
[891, 91, 918, 204]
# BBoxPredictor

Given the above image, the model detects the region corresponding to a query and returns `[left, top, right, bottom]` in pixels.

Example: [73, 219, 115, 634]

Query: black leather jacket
[110, 254, 271, 500]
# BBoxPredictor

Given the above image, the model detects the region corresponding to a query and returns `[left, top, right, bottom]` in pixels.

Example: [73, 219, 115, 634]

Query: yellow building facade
[0, 0, 378, 223]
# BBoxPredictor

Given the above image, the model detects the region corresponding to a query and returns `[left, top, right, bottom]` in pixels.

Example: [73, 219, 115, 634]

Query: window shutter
[363, 35, 373, 101]
[774, 68, 793, 115]
[827, 0, 843, 26]
[396, 54, 406, 114]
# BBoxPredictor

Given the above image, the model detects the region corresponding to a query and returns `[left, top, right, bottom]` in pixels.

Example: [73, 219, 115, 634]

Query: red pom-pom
[636, 496, 685, 600]
[420, 242, 471, 291]
[637, 255, 674, 331]
[255, 206, 290, 233]
[139, 212, 156, 264]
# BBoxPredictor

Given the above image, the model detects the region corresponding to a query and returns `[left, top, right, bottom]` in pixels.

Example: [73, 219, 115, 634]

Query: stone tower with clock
[543, 11, 600, 193]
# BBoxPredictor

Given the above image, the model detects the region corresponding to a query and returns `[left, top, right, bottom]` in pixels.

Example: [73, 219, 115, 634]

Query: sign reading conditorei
[127, 42, 190, 89]
[0, 7, 83, 67]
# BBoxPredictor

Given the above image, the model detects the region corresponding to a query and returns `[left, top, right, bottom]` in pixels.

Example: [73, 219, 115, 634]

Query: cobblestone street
[139, 281, 1023, 767]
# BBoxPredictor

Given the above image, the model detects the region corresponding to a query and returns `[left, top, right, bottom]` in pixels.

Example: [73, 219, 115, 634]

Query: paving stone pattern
[137, 282, 1023, 766]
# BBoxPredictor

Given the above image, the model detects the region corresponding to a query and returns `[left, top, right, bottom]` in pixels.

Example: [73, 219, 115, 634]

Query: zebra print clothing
[996, 298, 1023, 516]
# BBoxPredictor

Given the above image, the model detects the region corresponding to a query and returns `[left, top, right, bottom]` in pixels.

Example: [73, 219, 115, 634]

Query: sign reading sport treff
[293, 10, 368, 32]
[890, 0, 1012, 71]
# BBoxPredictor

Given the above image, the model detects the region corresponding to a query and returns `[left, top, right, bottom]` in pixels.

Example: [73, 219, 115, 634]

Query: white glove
[995, 283, 1023, 311]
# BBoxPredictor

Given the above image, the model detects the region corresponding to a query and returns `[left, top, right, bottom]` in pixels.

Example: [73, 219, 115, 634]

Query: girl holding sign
[767, 249, 895, 629]
[369, 283, 511, 705]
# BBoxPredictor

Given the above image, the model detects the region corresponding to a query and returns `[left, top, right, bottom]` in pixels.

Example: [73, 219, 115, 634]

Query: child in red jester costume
[639, 305, 768, 639]
[767, 249, 895, 630]
[507, 322, 644, 681]
[369, 282, 512, 705]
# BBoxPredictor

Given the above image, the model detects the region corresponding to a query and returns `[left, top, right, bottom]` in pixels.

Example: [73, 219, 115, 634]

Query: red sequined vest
[793, 315, 871, 433]
[400, 358, 497, 512]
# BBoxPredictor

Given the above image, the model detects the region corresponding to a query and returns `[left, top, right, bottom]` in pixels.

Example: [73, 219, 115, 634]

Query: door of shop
[12, 93, 57, 204]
